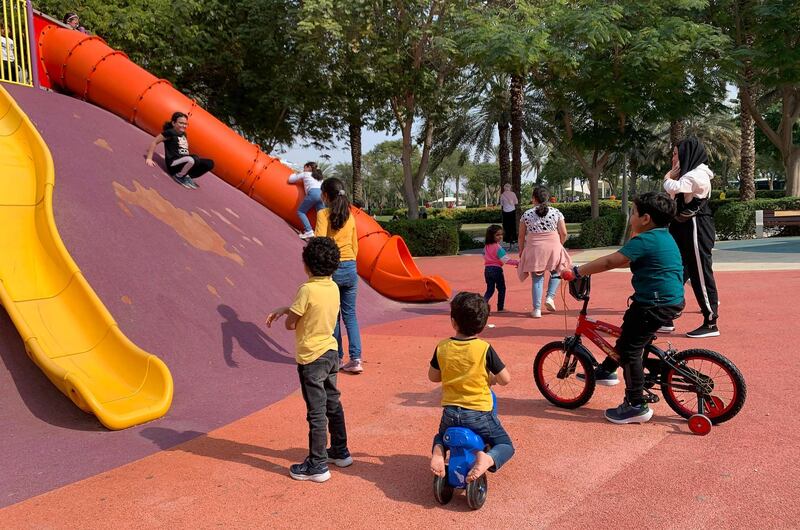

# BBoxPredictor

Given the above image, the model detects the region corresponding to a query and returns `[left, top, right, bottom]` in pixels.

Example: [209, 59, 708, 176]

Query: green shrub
[575, 213, 626, 248]
[394, 200, 624, 224]
[714, 197, 800, 240]
[458, 230, 484, 251]
[710, 189, 786, 200]
[379, 218, 459, 256]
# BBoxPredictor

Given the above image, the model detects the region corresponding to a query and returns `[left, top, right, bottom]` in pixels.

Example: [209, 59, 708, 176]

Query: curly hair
[302, 237, 341, 276]
[450, 292, 489, 336]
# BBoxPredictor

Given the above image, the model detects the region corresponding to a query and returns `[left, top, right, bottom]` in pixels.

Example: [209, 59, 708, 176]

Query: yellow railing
[0, 0, 33, 86]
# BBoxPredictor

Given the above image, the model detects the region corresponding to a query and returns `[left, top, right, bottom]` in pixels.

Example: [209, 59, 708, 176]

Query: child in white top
[289, 162, 325, 239]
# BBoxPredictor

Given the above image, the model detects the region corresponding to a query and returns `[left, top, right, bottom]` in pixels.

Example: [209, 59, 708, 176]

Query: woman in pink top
[517, 187, 571, 318]
[483, 225, 518, 312]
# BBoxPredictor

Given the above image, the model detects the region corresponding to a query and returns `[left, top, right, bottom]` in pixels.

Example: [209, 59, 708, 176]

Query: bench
[755, 210, 800, 238]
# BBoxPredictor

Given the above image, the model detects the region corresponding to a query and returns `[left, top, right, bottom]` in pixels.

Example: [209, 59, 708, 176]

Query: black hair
[163, 112, 188, 132]
[484, 224, 503, 245]
[302, 237, 341, 276]
[321, 177, 351, 231]
[63, 12, 78, 23]
[450, 292, 489, 336]
[533, 186, 550, 216]
[632, 192, 677, 227]
[311, 168, 324, 181]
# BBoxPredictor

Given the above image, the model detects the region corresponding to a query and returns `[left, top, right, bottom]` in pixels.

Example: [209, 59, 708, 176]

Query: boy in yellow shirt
[267, 237, 351, 482]
[429, 292, 514, 482]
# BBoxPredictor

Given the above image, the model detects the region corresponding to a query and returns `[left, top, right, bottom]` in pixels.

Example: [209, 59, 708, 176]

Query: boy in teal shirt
[573, 192, 685, 424]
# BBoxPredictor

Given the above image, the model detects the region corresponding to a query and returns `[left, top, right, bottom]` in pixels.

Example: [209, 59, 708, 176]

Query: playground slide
[0, 85, 173, 430]
[37, 27, 451, 302]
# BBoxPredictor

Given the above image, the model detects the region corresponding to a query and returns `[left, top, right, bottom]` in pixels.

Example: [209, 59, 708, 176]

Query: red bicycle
[532, 274, 746, 435]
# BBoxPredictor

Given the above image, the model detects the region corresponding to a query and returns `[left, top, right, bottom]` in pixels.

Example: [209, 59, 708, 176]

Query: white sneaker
[545, 297, 556, 312]
[299, 231, 314, 239]
[531, 309, 542, 318]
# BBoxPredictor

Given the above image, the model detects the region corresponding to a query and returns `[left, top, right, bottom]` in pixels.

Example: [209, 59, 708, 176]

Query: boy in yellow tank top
[429, 293, 514, 482]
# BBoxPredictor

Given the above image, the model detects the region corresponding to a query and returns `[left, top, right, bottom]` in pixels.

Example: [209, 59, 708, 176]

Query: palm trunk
[670, 120, 685, 149]
[786, 148, 800, 197]
[510, 74, 524, 206]
[348, 113, 364, 202]
[497, 121, 511, 187]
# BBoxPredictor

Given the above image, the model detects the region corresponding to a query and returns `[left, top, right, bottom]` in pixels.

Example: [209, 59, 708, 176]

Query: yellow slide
[0, 86, 172, 430]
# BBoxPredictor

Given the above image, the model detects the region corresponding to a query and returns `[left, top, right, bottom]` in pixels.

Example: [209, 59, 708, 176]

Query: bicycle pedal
[643, 392, 660, 404]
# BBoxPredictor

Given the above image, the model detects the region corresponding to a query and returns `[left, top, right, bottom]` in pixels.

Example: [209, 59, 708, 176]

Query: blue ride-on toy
[432, 393, 495, 510]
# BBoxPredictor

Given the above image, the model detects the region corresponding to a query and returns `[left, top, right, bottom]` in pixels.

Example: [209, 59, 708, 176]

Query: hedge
[379, 218, 460, 256]
[713, 197, 800, 240]
[710, 189, 786, 200]
[458, 230, 484, 251]
[396, 200, 625, 224]
[573, 213, 627, 248]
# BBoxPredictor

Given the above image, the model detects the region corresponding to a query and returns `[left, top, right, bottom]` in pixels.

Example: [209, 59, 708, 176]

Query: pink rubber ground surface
[1, 254, 796, 528]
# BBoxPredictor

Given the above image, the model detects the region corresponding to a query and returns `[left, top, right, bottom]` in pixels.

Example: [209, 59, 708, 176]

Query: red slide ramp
[37, 27, 450, 302]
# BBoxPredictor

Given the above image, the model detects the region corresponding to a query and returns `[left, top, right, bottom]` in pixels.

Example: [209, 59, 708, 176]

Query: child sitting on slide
[145, 112, 215, 189]
[570, 192, 685, 424]
[289, 162, 325, 239]
[429, 292, 514, 483]
[482, 225, 518, 312]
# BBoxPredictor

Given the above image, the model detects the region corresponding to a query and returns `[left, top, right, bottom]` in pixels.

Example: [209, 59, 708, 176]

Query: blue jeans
[483, 266, 506, 311]
[297, 188, 325, 233]
[532, 272, 560, 310]
[332, 260, 361, 361]
[433, 406, 514, 472]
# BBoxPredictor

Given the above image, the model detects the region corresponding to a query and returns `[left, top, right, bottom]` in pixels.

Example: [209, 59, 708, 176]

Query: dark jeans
[169, 155, 215, 179]
[601, 301, 684, 406]
[483, 266, 506, 311]
[501, 210, 517, 243]
[297, 349, 348, 468]
[432, 406, 515, 472]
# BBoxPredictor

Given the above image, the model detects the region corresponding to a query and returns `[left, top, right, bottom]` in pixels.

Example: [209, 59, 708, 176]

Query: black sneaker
[170, 174, 192, 188]
[604, 400, 653, 424]
[576, 366, 620, 386]
[183, 177, 199, 189]
[657, 325, 675, 333]
[326, 449, 353, 468]
[686, 323, 720, 338]
[289, 459, 331, 482]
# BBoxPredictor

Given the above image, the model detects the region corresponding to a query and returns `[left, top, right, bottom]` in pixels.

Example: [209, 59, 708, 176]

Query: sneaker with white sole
[327, 449, 353, 468]
[289, 459, 331, 482]
[604, 399, 653, 424]
[686, 322, 720, 338]
[545, 297, 556, 312]
[341, 359, 363, 374]
[531, 309, 541, 318]
[576, 365, 620, 386]
[299, 231, 315, 240]
[657, 325, 675, 333]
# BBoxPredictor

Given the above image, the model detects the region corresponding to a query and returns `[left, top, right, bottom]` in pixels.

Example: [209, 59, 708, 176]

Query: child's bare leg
[466, 451, 494, 482]
[430, 444, 446, 477]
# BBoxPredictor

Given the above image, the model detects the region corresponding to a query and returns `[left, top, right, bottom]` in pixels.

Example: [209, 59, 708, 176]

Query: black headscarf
[677, 137, 708, 177]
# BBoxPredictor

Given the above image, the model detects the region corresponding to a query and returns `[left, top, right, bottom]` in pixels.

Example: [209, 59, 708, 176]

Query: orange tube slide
[37, 27, 450, 302]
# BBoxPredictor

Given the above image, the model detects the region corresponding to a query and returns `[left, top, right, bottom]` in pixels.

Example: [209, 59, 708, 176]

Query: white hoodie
[288, 171, 323, 193]
[663, 163, 713, 203]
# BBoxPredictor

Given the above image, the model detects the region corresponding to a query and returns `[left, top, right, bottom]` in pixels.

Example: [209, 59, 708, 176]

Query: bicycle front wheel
[661, 349, 746, 424]
[533, 341, 595, 409]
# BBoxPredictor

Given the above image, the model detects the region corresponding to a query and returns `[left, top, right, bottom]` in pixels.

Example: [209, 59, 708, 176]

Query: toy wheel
[466, 474, 488, 510]
[661, 349, 747, 424]
[433, 466, 453, 505]
[688, 414, 712, 436]
[534, 341, 595, 408]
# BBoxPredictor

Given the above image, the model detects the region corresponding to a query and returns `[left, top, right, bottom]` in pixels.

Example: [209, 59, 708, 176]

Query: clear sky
[276, 129, 400, 167]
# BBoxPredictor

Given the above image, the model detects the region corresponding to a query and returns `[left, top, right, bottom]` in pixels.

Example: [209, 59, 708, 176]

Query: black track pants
[669, 216, 719, 323]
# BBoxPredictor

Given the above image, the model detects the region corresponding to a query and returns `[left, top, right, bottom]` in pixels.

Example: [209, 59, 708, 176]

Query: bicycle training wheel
[534, 341, 596, 409]
[661, 349, 746, 424]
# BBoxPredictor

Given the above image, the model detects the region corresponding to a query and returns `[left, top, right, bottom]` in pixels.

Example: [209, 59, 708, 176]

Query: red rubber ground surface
[1, 256, 796, 528]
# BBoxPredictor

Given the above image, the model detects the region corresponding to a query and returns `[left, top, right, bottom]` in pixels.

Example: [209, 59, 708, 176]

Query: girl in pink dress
[517, 187, 571, 318]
